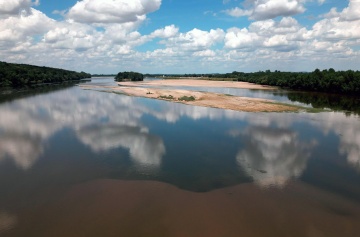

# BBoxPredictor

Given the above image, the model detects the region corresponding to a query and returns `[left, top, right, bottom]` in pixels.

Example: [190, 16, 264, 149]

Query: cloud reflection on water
[0, 86, 359, 178]
[0, 133, 43, 170]
[0, 88, 165, 169]
[235, 126, 316, 188]
[77, 124, 165, 167]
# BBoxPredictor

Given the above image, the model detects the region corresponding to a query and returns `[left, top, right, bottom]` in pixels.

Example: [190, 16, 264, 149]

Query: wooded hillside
[0, 61, 91, 88]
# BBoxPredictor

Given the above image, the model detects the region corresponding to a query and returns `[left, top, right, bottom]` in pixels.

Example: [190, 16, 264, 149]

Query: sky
[0, 0, 359, 74]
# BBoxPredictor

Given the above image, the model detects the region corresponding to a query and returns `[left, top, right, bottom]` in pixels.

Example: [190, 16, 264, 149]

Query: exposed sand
[80, 82, 298, 112]
[119, 79, 276, 90]
[9, 179, 360, 237]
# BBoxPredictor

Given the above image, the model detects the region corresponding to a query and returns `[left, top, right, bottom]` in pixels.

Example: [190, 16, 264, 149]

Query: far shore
[80, 79, 300, 113]
[119, 79, 277, 90]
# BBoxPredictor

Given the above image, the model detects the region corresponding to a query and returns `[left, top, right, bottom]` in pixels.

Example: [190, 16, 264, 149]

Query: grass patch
[178, 96, 196, 101]
[159, 95, 174, 100]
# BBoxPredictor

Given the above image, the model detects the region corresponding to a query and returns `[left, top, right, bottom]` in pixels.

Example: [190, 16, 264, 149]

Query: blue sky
[0, 0, 359, 74]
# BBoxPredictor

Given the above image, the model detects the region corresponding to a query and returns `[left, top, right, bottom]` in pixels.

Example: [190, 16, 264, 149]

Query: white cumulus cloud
[0, 8, 55, 48]
[67, 0, 161, 24]
[150, 25, 179, 38]
[0, 0, 39, 17]
[223, 0, 306, 20]
[163, 28, 225, 52]
[223, 7, 252, 17]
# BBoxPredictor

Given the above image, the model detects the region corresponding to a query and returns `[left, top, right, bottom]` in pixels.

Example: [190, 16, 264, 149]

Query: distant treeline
[115, 71, 144, 81]
[231, 69, 360, 95]
[0, 61, 91, 88]
[147, 69, 360, 95]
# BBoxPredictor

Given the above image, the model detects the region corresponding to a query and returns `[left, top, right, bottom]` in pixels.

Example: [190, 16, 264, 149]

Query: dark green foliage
[146, 69, 360, 96]
[159, 95, 174, 100]
[178, 96, 195, 101]
[115, 71, 144, 81]
[0, 61, 91, 88]
[232, 69, 360, 95]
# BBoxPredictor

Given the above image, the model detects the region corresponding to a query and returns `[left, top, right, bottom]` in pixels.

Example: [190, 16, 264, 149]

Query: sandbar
[118, 79, 276, 90]
[80, 79, 298, 112]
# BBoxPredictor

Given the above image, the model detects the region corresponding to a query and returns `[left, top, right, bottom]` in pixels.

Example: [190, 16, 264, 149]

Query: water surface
[0, 78, 359, 236]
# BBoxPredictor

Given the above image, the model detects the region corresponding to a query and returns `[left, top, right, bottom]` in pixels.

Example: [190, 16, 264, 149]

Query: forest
[148, 69, 360, 96]
[0, 61, 91, 88]
[115, 71, 144, 81]
[230, 69, 360, 95]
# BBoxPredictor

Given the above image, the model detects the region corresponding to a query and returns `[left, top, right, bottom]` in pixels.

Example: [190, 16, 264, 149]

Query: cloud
[67, 0, 161, 24]
[162, 28, 225, 52]
[193, 49, 216, 57]
[321, 0, 360, 22]
[312, 1, 360, 41]
[225, 27, 261, 49]
[0, 0, 359, 73]
[0, 8, 54, 46]
[224, 17, 304, 51]
[223, 7, 251, 17]
[150, 25, 179, 38]
[42, 23, 102, 51]
[223, 0, 306, 20]
[0, 0, 39, 17]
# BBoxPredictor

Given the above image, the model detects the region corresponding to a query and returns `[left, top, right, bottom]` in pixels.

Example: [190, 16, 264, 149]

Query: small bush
[159, 95, 174, 100]
[178, 96, 195, 101]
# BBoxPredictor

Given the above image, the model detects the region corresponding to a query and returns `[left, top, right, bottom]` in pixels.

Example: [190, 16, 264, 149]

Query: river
[0, 78, 359, 237]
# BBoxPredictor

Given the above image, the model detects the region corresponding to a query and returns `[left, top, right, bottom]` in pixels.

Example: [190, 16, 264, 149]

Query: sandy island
[80, 79, 299, 112]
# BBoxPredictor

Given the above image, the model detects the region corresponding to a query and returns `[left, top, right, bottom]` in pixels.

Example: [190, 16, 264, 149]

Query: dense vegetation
[231, 69, 360, 95]
[147, 69, 360, 96]
[0, 61, 91, 88]
[115, 71, 144, 81]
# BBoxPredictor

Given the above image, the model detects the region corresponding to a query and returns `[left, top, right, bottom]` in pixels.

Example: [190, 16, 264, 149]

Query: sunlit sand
[80, 79, 298, 112]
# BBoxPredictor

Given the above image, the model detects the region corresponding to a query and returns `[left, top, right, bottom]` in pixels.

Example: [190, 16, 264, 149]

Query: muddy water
[0, 78, 359, 236]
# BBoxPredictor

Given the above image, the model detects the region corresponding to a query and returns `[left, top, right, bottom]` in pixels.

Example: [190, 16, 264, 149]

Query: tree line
[115, 71, 144, 81]
[147, 69, 360, 95]
[230, 69, 360, 95]
[0, 61, 91, 88]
